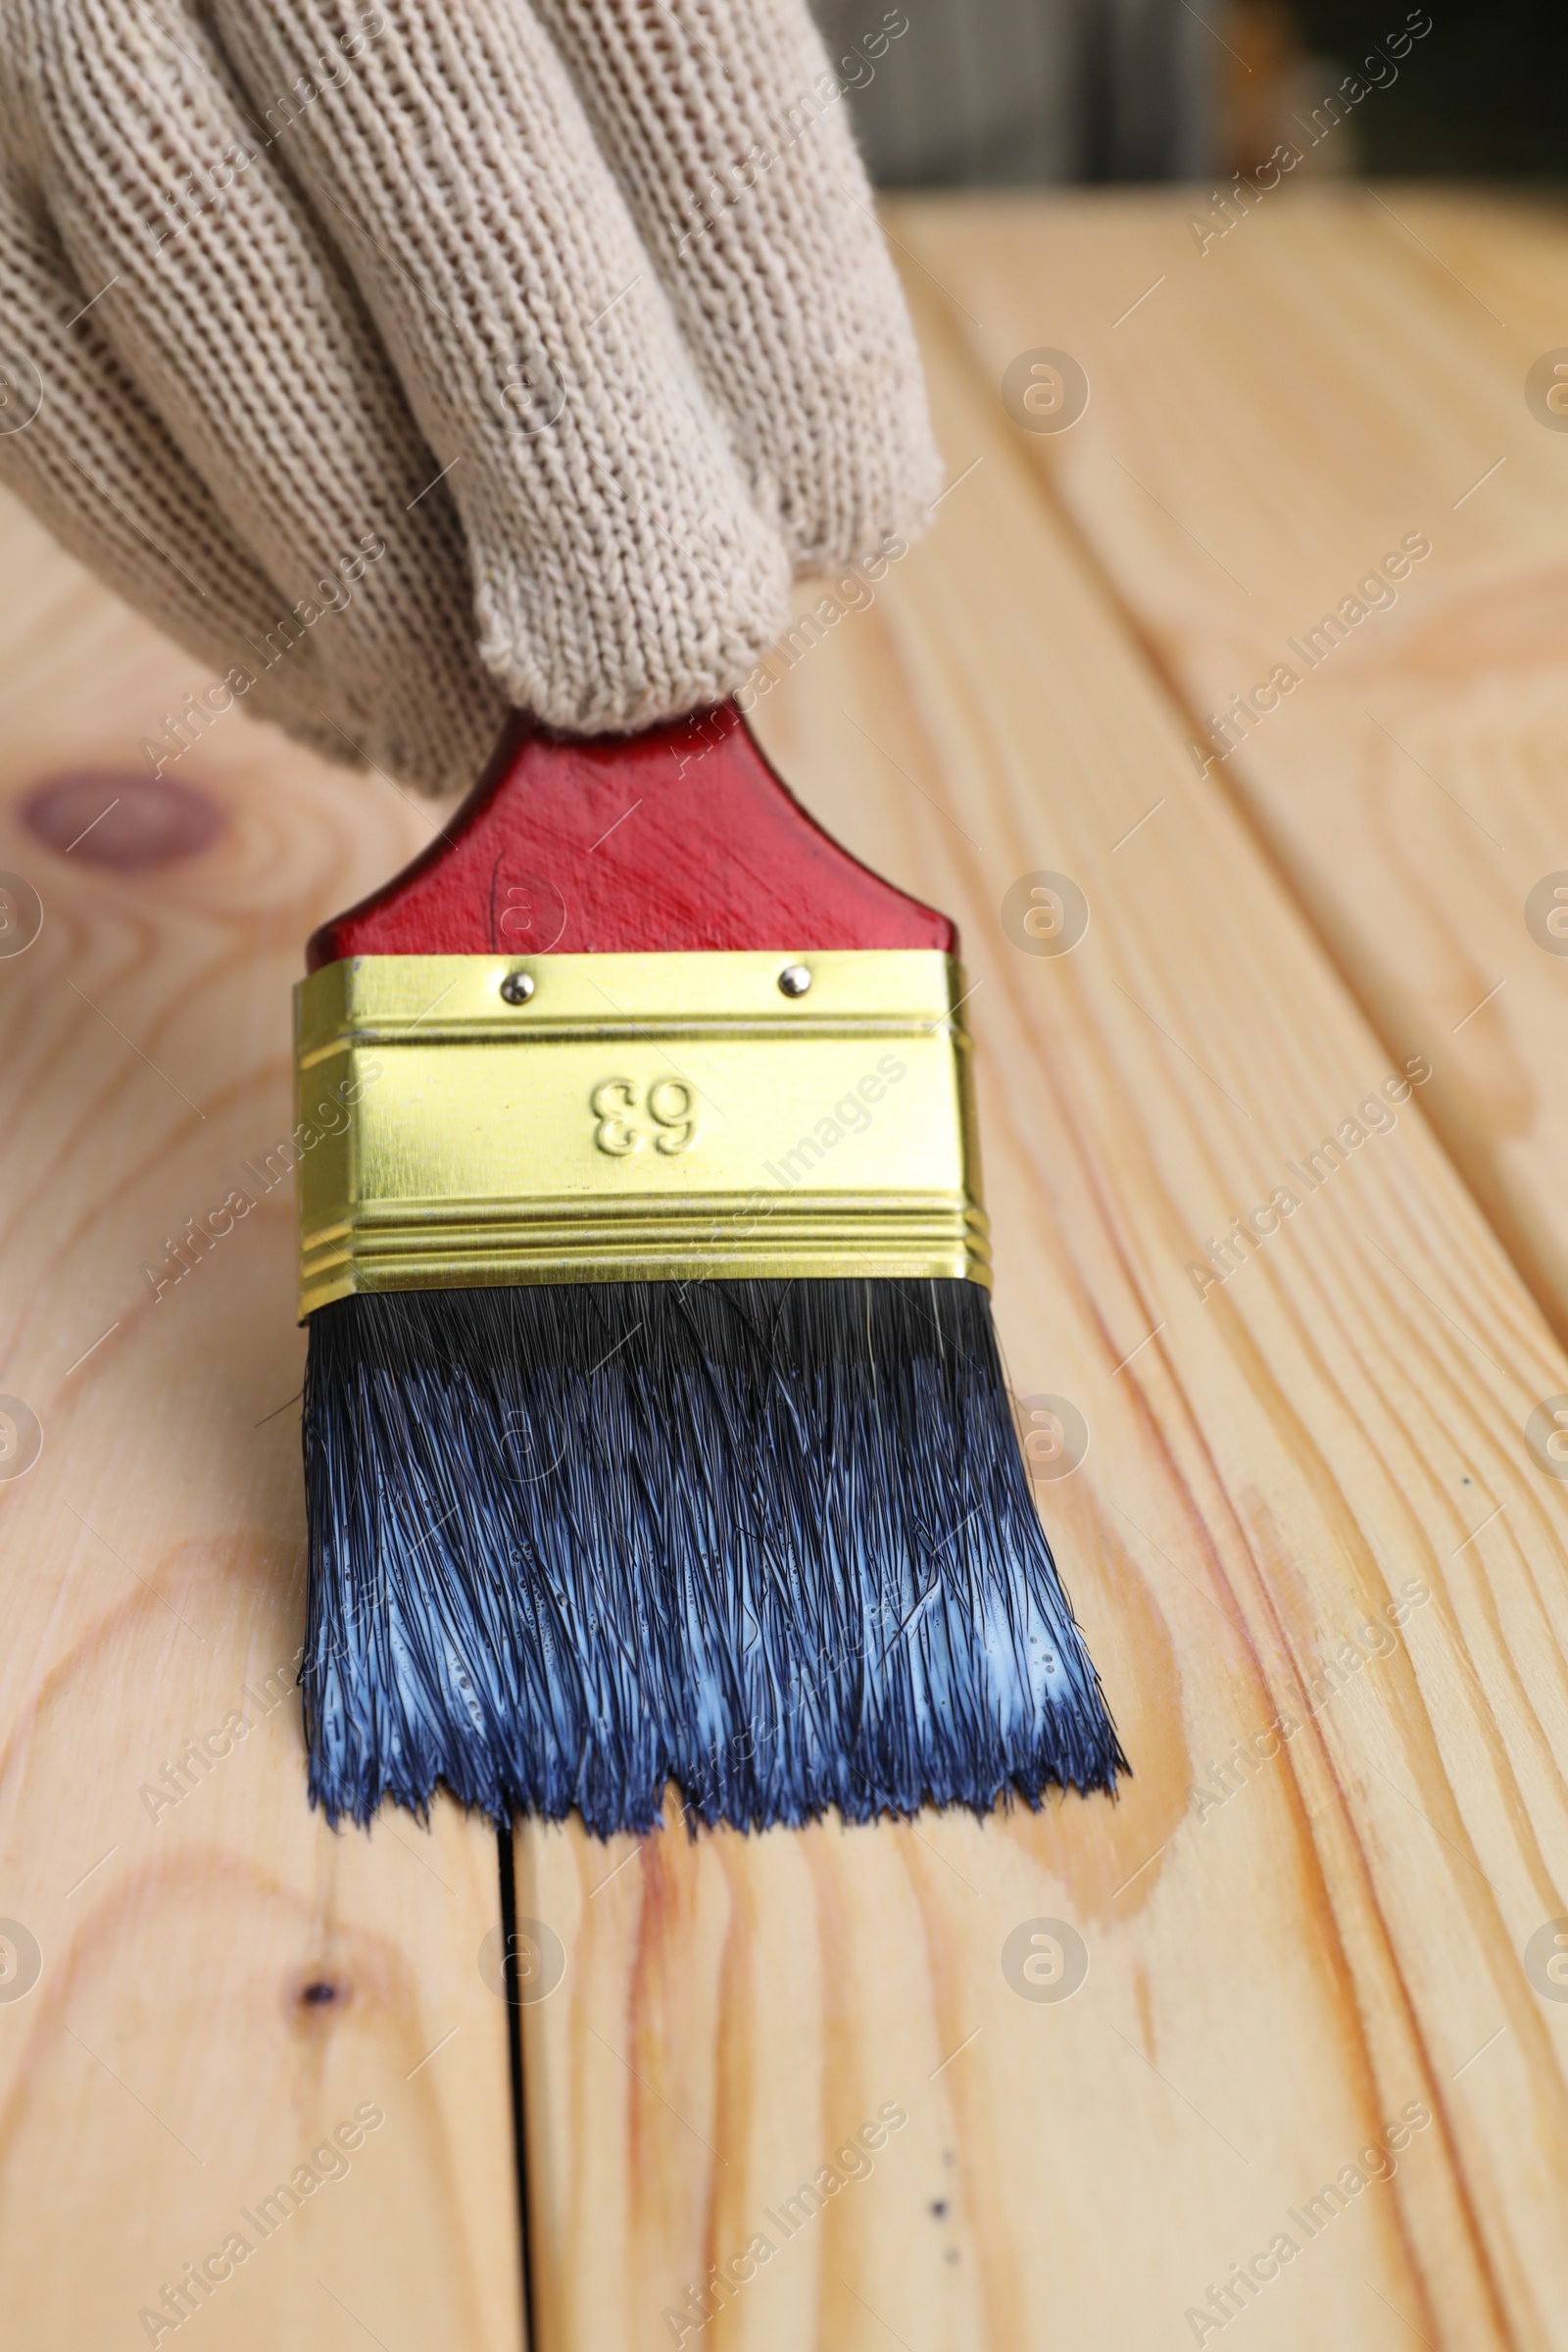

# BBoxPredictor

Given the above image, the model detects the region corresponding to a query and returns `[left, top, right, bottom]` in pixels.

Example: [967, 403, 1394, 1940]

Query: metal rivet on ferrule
[778, 963, 812, 999]
[500, 971, 535, 1004]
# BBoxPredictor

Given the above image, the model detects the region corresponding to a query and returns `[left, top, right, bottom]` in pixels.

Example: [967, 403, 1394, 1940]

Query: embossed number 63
[591, 1078, 697, 1156]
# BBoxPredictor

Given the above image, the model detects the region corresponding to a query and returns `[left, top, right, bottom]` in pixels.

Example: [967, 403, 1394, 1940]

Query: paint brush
[296, 703, 1123, 1834]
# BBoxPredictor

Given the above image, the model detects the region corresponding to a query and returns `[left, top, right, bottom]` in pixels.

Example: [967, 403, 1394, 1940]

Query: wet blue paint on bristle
[303, 1278, 1126, 1837]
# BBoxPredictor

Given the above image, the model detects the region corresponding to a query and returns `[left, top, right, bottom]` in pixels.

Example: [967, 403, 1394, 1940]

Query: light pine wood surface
[0, 520, 518, 2349]
[516, 251, 1568, 2352]
[896, 186, 1568, 1348]
[2, 191, 1567, 2352]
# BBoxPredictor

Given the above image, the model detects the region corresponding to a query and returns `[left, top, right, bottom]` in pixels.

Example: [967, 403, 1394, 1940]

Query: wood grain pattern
[0, 503, 520, 2350]
[513, 258, 1568, 2352]
[894, 185, 1568, 1349]
[6, 190, 1568, 2352]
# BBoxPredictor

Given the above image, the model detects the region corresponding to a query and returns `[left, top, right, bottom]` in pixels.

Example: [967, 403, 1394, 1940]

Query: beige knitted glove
[0, 0, 939, 793]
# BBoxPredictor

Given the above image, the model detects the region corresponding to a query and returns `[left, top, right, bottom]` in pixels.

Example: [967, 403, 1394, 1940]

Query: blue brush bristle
[302, 1277, 1125, 1836]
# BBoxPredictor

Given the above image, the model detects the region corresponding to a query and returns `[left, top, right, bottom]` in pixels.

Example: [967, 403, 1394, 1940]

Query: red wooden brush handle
[307, 704, 954, 969]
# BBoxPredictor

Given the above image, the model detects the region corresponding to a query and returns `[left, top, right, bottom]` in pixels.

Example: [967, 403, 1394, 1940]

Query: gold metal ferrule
[294, 950, 989, 1318]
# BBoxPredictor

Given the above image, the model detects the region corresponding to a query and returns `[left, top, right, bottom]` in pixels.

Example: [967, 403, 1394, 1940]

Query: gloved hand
[0, 0, 938, 793]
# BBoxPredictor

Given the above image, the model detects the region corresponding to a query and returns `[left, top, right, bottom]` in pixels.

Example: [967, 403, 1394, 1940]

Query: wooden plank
[893, 184, 1568, 1348]
[514, 257, 1568, 2352]
[0, 505, 520, 2351]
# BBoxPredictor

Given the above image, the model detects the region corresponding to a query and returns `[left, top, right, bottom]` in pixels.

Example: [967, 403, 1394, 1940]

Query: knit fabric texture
[0, 0, 940, 791]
